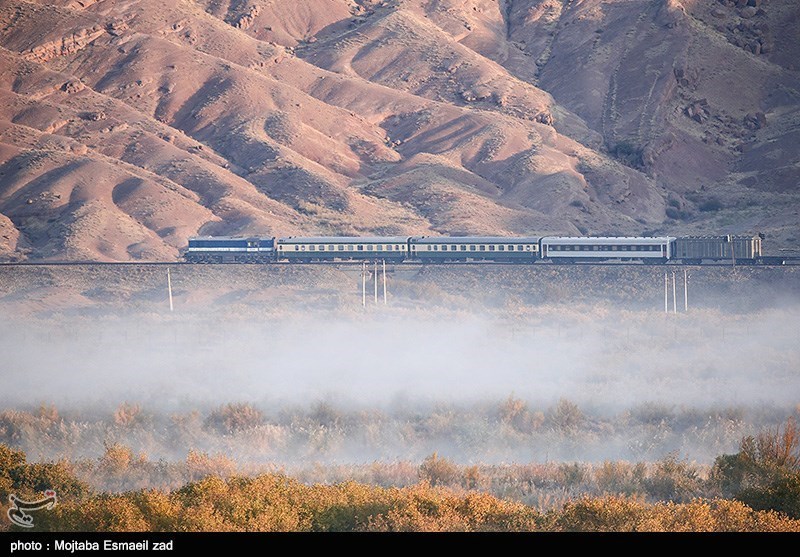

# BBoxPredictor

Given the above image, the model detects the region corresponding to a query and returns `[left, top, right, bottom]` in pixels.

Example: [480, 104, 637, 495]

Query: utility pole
[373, 260, 378, 304]
[167, 268, 174, 312]
[361, 261, 366, 307]
[672, 271, 677, 314]
[664, 272, 668, 314]
[684, 268, 689, 312]
[382, 259, 387, 305]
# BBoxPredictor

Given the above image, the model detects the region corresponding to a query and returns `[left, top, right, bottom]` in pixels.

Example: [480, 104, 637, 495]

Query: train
[183, 233, 785, 265]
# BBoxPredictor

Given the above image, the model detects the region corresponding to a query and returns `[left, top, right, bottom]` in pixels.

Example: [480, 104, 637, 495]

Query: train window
[498, 245, 505, 251]
[479, 245, 486, 251]
[516, 245, 524, 251]
[300, 245, 306, 251]
[461, 245, 467, 251]
[432, 245, 438, 251]
[619, 246, 626, 251]
[347, 245, 354, 251]
[338, 245, 345, 251]
[358, 245, 364, 251]
[329, 245, 335, 251]
[309, 245, 315, 251]
[367, 245, 373, 251]
[319, 245, 325, 251]
[470, 245, 476, 251]
[386, 245, 392, 251]
[611, 245, 618, 251]
[488, 245, 495, 251]
[525, 245, 531, 251]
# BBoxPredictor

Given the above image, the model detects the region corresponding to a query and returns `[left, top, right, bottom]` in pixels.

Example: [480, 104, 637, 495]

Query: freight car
[673, 235, 762, 264]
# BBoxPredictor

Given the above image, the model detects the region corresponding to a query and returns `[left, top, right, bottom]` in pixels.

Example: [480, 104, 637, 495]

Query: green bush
[737, 474, 800, 519]
[711, 417, 800, 518]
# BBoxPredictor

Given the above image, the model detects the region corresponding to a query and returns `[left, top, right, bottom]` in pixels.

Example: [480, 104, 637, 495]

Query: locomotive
[184, 234, 773, 265]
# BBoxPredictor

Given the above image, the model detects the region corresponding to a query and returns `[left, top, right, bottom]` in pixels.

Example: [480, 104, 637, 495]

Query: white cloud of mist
[2, 308, 798, 410]
[1, 306, 798, 464]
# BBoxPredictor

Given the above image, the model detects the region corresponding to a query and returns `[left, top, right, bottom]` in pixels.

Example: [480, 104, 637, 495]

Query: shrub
[737, 474, 800, 519]
[699, 197, 724, 212]
[497, 395, 542, 433]
[558, 463, 589, 490]
[610, 141, 644, 168]
[711, 417, 800, 517]
[644, 453, 702, 503]
[205, 403, 265, 434]
[113, 403, 143, 427]
[595, 461, 646, 496]
[185, 450, 237, 482]
[556, 495, 647, 532]
[0, 444, 26, 498]
[418, 453, 459, 487]
[11, 461, 90, 501]
[549, 399, 584, 432]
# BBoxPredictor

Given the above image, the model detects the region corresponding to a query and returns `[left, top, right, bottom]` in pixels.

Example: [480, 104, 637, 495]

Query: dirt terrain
[0, 261, 797, 318]
[0, 0, 798, 262]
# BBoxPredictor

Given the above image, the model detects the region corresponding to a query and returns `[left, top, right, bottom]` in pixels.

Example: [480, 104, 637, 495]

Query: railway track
[1, 259, 798, 268]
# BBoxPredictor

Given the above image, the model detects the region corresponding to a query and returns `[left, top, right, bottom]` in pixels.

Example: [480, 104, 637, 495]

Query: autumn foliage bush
[3, 409, 800, 532]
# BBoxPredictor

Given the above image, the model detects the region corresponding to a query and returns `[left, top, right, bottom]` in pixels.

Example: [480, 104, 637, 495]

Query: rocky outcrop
[230, 5, 261, 30]
[23, 26, 106, 63]
[684, 99, 710, 123]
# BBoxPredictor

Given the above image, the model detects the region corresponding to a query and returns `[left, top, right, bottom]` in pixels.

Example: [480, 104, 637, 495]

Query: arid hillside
[0, 0, 797, 261]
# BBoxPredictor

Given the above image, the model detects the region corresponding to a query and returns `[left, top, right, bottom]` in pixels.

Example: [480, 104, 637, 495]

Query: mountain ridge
[0, 0, 797, 261]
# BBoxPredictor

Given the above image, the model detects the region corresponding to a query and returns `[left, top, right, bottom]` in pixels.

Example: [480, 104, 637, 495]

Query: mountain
[0, 0, 797, 261]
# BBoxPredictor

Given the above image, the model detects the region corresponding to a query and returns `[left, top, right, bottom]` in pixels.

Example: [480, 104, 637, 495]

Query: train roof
[542, 236, 676, 243]
[278, 236, 411, 243]
[411, 236, 541, 243]
[675, 235, 762, 240]
[188, 236, 273, 241]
